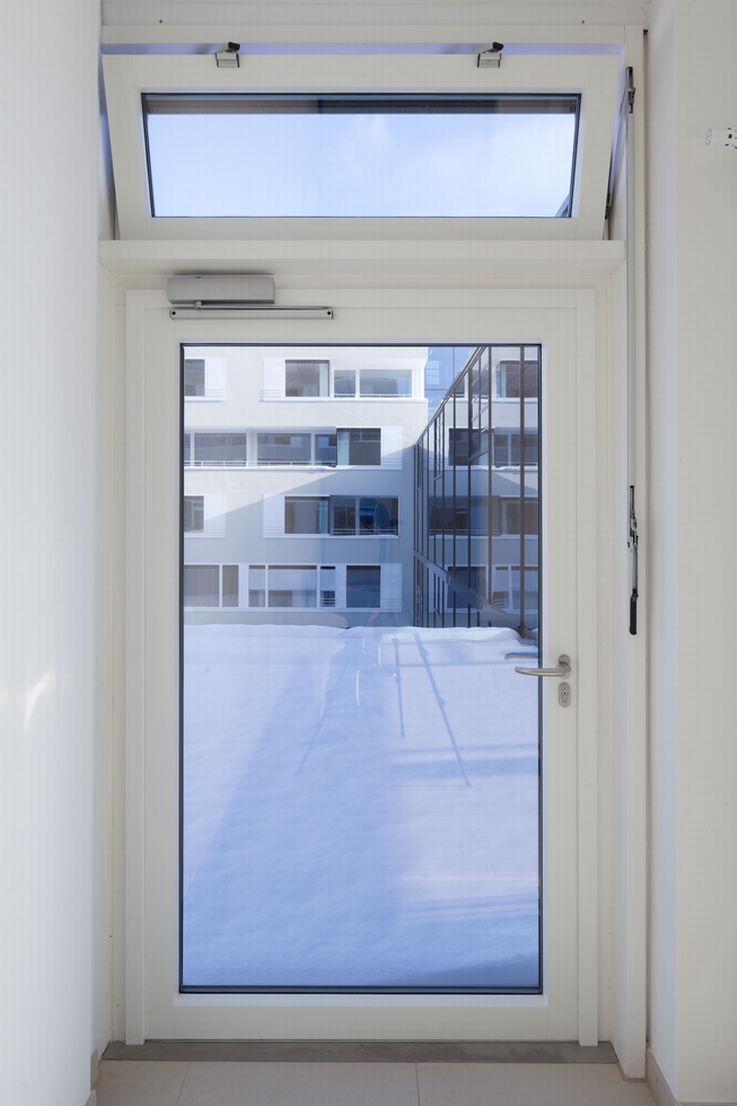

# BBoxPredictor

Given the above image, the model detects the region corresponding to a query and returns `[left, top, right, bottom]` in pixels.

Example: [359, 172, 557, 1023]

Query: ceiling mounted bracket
[215, 42, 240, 68]
[476, 43, 504, 69]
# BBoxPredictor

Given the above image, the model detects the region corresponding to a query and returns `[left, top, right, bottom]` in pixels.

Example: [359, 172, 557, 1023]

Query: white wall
[647, 1, 737, 1101]
[0, 1, 101, 1104]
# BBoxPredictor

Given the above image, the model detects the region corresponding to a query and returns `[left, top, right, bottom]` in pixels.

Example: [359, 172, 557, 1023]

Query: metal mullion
[519, 346, 526, 633]
[487, 346, 493, 627]
[451, 377, 457, 628]
[466, 356, 474, 628]
[440, 405, 446, 588]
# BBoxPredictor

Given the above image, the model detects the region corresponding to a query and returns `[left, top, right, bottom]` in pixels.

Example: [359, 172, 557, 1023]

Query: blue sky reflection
[146, 102, 578, 218]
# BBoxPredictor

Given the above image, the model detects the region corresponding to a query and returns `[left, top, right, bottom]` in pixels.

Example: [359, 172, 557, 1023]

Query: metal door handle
[514, 654, 571, 677]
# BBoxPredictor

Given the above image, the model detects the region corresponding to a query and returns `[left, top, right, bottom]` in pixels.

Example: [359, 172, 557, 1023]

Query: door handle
[514, 654, 571, 677]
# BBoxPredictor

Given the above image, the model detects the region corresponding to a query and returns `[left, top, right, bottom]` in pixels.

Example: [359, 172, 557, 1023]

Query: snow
[182, 623, 541, 991]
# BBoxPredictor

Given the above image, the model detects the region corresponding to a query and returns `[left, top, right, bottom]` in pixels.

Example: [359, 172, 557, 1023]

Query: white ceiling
[102, 1, 652, 33]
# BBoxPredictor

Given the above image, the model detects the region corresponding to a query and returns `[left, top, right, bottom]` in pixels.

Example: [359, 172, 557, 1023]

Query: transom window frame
[102, 52, 621, 241]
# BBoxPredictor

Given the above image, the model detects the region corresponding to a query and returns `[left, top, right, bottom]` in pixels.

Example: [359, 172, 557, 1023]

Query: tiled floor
[95, 1060, 657, 1106]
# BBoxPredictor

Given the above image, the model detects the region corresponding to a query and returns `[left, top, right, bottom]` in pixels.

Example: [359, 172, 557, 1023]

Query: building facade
[414, 344, 540, 635]
[183, 344, 429, 626]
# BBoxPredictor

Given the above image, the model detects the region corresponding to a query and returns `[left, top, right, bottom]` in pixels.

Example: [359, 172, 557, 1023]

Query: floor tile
[416, 1063, 655, 1106]
[177, 1061, 420, 1106]
[95, 1061, 189, 1106]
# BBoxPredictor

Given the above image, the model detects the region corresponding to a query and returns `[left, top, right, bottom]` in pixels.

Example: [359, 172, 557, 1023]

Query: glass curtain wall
[414, 345, 541, 636]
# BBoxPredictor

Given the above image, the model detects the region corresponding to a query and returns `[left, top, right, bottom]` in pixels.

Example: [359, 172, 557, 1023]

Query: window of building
[221, 565, 239, 607]
[333, 368, 356, 396]
[501, 497, 539, 535]
[285, 359, 330, 397]
[243, 563, 378, 609]
[183, 358, 205, 396]
[448, 427, 489, 467]
[285, 497, 328, 534]
[248, 565, 266, 608]
[446, 566, 486, 610]
[280, 359, 415, 401]
[257, 432, 312, 465]
[358, 497, 399, 534]
[183, 495, 204, 532]
[183, 565, 218, 606]
[192, 432, 248, 466]
[498, 360, 540, 398]
[267, 565, 318, 608]
[491, 565, 539, 615]
[430, 496, 488, 535]
[346, 566, 381, 608]
[183, 564, 240, 608]
[359, 369, 413, 397]
[286, 495, 398, 536]
[492, 430, 539, 467]
[320, 566, 336, 608]
[337, 428, 381, 465]
[330, 497, 355, 536]
[315, 433, 338, 466]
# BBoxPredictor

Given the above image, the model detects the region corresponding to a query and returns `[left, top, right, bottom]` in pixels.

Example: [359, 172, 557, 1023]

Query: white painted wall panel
[0, 1, 100, 1103]
[381, 425, 404, 469]
[262, 492, 285, 537]
[647, 1, 737, 1101]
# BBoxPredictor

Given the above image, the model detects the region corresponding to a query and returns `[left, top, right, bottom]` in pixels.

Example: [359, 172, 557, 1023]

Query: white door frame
[121, 280, 606, 1044]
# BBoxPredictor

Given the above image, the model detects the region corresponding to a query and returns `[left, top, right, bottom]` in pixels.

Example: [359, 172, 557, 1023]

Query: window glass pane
[184, 565, 218, 606]
[499, 360, 540, 398]
[183, 432, 191, 465]
[359, 369, 412, 397]
[145, 94, 579, 218]
[346, 565, 381, 608]
[447, 566, 486, 609]
[358, 496, 398, 534]
[449, 428, 488, 466]
[285, 359, 329, 397]
[333, 369, 356, 397]
[285, 497, 328, 534]
[315, 433, 337, 465]
[338, 427, 381, 465]
[502, 499, 539, 535]
[194, 433, 247, 465]
[329, 496, 356, 536]
[491, 431, 508, 467]
[222, 565, 239, 607]
[320, 566, 336, 608]
[257, 433, 311, 465]
[183, 495, 204, 532]
[248, 565, 265, 607]
[268, 566, 317, 608]
[181, 344, 542, 995]
[184, 358, 205, 396]
[524, 431, 539, 465]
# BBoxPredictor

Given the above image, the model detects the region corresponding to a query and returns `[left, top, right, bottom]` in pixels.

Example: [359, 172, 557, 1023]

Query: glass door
[181, 343, 541, 994]
[127, 289, 597, 1042]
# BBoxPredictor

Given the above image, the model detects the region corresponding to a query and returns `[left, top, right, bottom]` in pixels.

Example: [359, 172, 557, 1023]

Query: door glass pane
[182, 343, 542, 992]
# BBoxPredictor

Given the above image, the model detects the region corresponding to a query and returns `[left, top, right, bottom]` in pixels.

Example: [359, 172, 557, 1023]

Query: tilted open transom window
[102, 53, 621, 240]
[142, 93, 580, 219]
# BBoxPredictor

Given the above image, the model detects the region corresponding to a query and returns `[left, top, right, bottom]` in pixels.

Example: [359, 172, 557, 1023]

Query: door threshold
[103, 1040, 617, 1064]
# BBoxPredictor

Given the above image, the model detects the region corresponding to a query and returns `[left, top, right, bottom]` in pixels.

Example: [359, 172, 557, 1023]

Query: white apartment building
[183, 344, 429, 625]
